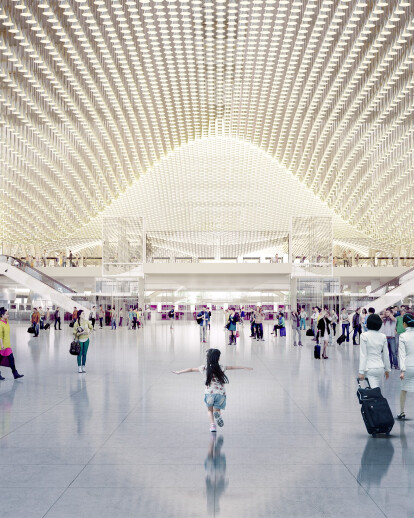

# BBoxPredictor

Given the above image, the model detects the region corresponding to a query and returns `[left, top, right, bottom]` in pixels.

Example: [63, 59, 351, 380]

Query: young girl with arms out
[172, 348, 253, 432]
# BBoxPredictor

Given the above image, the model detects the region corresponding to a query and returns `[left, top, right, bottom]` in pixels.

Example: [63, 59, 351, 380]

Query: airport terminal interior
[1, 0, 414, 516]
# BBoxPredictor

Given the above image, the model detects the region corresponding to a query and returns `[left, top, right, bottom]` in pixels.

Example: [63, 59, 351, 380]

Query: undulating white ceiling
[0, 0, 413, 251]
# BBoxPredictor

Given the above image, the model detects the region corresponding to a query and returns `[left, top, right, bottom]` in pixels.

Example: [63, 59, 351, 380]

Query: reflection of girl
[172, 348, 252, 432]
[0, 308, 24, 380]
[205, 435, 228, 514]
[397, 314, 414, 420]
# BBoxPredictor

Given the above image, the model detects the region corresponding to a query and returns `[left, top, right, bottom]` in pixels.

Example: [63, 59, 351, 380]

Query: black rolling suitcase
[357, 378, 394, 437]
[44, 322, 50, 330]
[337, 334, 346, 345]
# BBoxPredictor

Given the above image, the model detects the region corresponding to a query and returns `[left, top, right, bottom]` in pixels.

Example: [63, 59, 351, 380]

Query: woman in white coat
[397, 313, 414, 420]
[358, 314, 390, 388]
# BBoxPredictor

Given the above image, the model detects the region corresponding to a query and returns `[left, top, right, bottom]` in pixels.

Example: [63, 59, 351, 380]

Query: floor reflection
[357, 436, 394, 488]
[205, 434, 228, 515]
[0, 381, 22, 435]
[71, 376, 91, 435]
[398, 420, 414, 466]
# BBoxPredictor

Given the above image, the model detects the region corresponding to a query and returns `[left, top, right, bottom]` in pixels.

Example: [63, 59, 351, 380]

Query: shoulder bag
[69, 339, 81, 356]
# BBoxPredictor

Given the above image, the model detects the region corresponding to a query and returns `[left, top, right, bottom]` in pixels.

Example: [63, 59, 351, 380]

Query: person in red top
[31, 308, 40, 337]
[72, 307, 78, 322]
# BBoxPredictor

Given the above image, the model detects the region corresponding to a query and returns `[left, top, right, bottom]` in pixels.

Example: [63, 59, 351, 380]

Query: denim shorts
[204, 393, 227, 410]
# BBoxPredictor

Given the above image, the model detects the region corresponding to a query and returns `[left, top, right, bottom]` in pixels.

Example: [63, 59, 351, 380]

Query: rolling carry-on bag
[314, 345, 321, 359]
[356, 378, 394, 437]
[44, 322, 50, 330]
[337, 334, 346, 345]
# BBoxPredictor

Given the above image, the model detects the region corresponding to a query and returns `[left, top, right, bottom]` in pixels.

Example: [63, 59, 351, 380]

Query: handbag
[69, 321, 75, 328]
[69, 339, 81, 356]
[27, 326, 35, 334]
[236, 331, 240, 338]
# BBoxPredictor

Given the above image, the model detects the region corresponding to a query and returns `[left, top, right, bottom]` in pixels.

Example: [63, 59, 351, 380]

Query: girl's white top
[199, 364, 227, 395]
[359, 330, 391, 374]
[398, 328, 414, 372]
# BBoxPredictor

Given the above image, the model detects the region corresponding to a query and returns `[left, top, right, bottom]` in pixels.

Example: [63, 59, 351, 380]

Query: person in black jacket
[352, 308, 362, 345]
[317, 311, 331, 359]
[54, 307, 61, 330]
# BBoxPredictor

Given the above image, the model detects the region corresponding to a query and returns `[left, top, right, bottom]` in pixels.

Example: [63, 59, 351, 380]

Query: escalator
[0, 255, 88, 312]
[364, 266, 414, 312]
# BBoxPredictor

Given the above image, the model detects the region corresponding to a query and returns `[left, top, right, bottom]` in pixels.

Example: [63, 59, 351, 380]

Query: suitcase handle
[357, 377, 371, 388]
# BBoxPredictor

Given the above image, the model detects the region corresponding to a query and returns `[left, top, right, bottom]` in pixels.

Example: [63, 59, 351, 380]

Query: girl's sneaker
[210, 423, 217, 432]
[214, 411, 224, 427]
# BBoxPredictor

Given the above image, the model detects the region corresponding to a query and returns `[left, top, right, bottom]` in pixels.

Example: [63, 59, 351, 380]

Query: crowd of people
[2, 300, 413, 417]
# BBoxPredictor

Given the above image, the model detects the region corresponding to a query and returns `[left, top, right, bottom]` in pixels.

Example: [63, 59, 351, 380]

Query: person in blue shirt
[197, 309, 209, 343]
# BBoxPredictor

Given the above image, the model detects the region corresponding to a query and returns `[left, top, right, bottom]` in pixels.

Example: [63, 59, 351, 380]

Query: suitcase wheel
[372, 434, 376, 438]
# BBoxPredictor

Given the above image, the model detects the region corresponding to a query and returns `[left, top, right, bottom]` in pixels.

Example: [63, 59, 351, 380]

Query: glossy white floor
[0, 319, 413, 518]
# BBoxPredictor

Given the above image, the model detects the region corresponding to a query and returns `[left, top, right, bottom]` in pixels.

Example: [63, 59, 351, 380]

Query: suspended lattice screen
[102, 217, 144, 275]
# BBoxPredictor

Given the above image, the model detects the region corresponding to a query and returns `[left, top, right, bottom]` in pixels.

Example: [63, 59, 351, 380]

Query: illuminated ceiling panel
[0, 0, 413, 250]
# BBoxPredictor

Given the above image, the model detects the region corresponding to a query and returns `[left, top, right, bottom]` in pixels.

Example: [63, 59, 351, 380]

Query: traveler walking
[358, 314, 390, 388]
[381, 308, 398, 369]
[254, 307, 265, 341]
[172, 348, 253, 432]
[226, 309, 237, 345]
[361, 308, 368, 332]
[39, 307, 45, 329]
[197, 308, 209, 343]
[0, 308, 24, 380]
[110, 306, 117, 329]
[240, 307, 245, 328]
[73, 310, 93, 373]
[396, 307, 407, 352]
[340, 308, 350, 342]
[249, 308, 256, 338]
[45, 308, 50, 327]
[397, 313, 414, 419]
[311, 307, 317, 339]
[330, 309, 338, 335]
[119, 307, 124, 327]
[299, 306, 307, 330]
[31, 307, 40, 337]
[69, 250, 73, 267]
[99, 305, 104, 328]
[133, 307, 139, 329]
[54, 307, 61, 330]
[352, 308, 362, 345]
[168, 307, 175, 329]
[291, 311, 302, 346]
[89, 306, 96, 328]
[317, 310, 331, 359]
